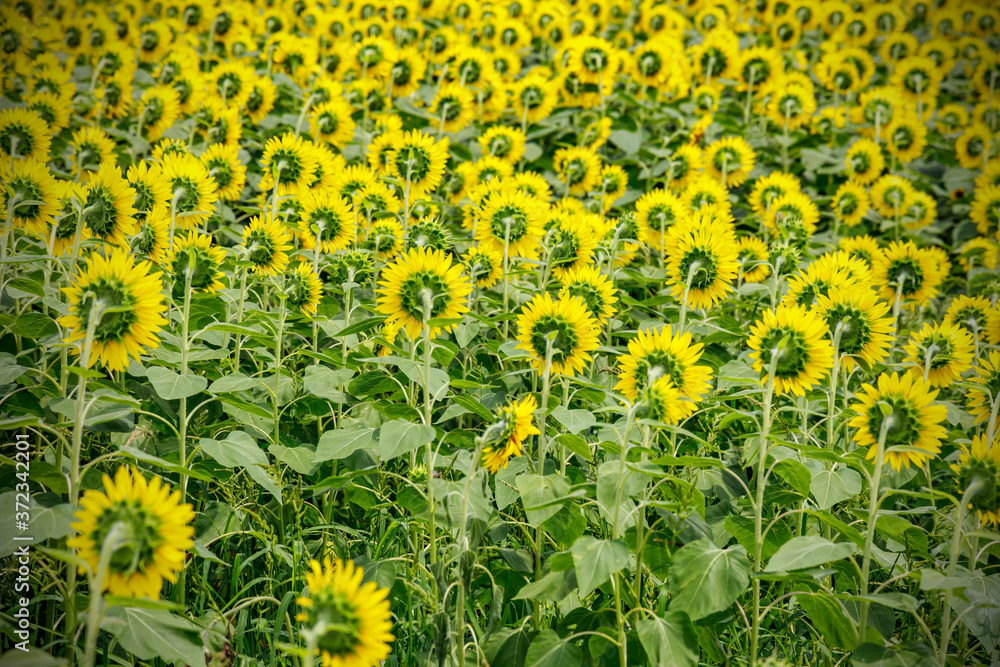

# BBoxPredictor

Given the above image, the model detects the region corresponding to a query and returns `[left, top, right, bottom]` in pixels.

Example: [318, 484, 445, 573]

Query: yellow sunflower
[849, 372, 948, 472]
[845, 138, 885, 185]
[832, 181, 871, 228]
[70, 126, 116, 175]
[0, 108, 52, 162]
[200, 143, 247, 202]
[478, 125, 526, 164]
[243, 216, 293, 277]
[943, 295, 998, 342]
[311, 98, 357, 149]
[815, 285, 894, 373]
[300, 191, 356, 255]
[59, 248, 167, 372]
[163, 232, 227, 295]
[136, 85, 181, 142]
[80, 163, 138, 247]
[68, 466, 193, 598]
[747, 304, 834, 396]
[464, 245, 504, 288]
[129, 208, 170, 264]
[296, 558, 394, 667]
[385, 130, 449, 197]
[704, 136, 755, 188]
[159, 153, 218, 231]
[903, 322, 975, 388]
[126, 161, 170, 224]
[548, 218, 597, 278]
[952, 433, 1000, 527]
[736, 237, 771, 284]
[1, 157, 58, 237]
[260, 132, 319, 196]
[376, 247, 472, 339]
[284, 262, 324, 319]
[871, 241, 942, 307]
[666, 212, 739, 309]
[474, 189, 546, 260]
[615, 324, 713, 418]
[558, 264, 618, 324]
[430, 82, 476, 133]
[516, 293, 600, 377]
[481, 395, 541, 473]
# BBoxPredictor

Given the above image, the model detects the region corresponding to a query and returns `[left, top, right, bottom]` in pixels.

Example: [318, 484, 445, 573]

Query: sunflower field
[3, 0, 1000, 666]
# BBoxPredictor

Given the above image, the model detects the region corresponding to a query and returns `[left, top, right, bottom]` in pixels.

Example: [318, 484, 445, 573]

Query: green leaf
[668, 539, 750, 621]
[551, 406, 596, 434]
[796, 592, 859, 651]
[723, 515, 791, 561]
[851, 642, 936, 667]
[765, 536, 857, 572]
[483, 628, 530, 667]
[810, 467, 862, 510]
[636, 612, 699, 667]
[554, 433, 591, 461]
[514, 568, 577, 602]
[119, 446, 212, 482]
[315, 426, 377, 462]
[101, 607, 206, 667]
[453, 394, 493, 421]
[199, 431, 281, 502]
[12, 312, 57, 338]
[209, 372, 262, 394]
[772, 459, 812, 497]
[269, 444, 316, 475]
[570, 536, 629, 597]
[0, 353, 27, 383]
[524, 629, 582, 667]
[0, 492, 75, 558]
[303, 365, 354, 402]
[516, 473, 570, 527]
[147, 366, 208, 400]
[332, 316, 384, 338]
[378, 420, 436, 461]
[0, 647, 67, 666]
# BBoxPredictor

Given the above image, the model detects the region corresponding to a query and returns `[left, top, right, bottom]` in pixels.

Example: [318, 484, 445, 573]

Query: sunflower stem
[175, 250, 195, 606]
[858, 411, 893, 643]
[750, 352, 779, 667]
[82, 523, 124, 667]
[938, 479, 984, 665]
[273, 291, 287, 449]
[422, 312, 438, 568]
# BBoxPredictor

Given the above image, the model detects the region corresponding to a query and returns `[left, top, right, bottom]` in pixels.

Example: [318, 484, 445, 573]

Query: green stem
[858, 413, 892, 642]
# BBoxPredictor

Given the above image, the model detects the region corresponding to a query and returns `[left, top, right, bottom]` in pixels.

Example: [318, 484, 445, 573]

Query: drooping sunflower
[1, 157, 58, 237]
[516, 293, 600, 377]
[364, 218, 404, 261]
[871, 241, 942, 307]
[748, 172, 801, 217]
[260, 132, 319, 196]
[849, 372, 948, 472]
[558, 264, 617, 324]
[126, 161, 170, 225]
[296, 557, 394, 667]
[385, 130, 449, 197]
[832, 180, 871, 228]
[284, 262, 324, 318]
[242, 216, 293, 277]
[475, 189, 547, 260]
[158, 153, 218, 230]
[80, 163, 138, 247]
[68, 466, 193, 598]
[59, 248, 168, 372]
[666, 212, 739, 309]
[971, 185, 1000, 237]
[464, 245, 503, 288]
[200, 143, 247, 202]
[815, 285, 894, 373]
[967, 350, 1000, 433]
[615, 324, 712, 418]
[747, 304, 834, 396]
[548, 218, 597, 278]
[839, 235, 883, 266]
[0, 108, 52, 162]
[943, 295, 999, 342]
[553, 146, 602, 196]
[952, 433, 1000, 527]
[376, 247, 472, 339]
[845, 138, 885, 185]
[736, 236, 771, 283]
[871, 175, 916, 220]
[481, 395, 541, 473]
[299, 191, 356, 255]
[48, 182, 90, 256]
[903, 322, 975, 388]
[163, 232, 227, 295]
[430, 82, 476, 133]
[704, 136, 755, 188]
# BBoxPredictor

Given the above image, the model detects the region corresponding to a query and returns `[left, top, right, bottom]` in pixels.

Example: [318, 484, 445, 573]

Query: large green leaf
[810, 468, 862, 510]
[668, 539, 750, 621]
[314, 426, 377, 462]
[147, 366, 208, 400]
[765, 536, 857, 572]
[852, 642, 936, 667]
[0, 648, 67, 666]
[378, 420, 436, 461]
[101, 607, 206, 667]
[0, 492, 75, 558]
[636, 612, 699, 667]
[723, 515, 791, 561]
[571, 536, 629, 597]
[199, 431, 281, 502]
[303, 365, 354, 402]
[516, 473, 570, 527]
[796, 592, 859, 651]
[551, 406, 596, 434]
[524, 629, 582, 667]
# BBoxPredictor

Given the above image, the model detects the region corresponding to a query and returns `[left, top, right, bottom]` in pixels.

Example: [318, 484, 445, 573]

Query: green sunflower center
[550, 230, 581, 267]
[758, 327, 808, 379]
[867, 396, 920, 447]
[311, 593, 364, 658]
[246, 229, 278, 267]
[407, 221, 449, 251]
[77, 277, 139, 344]
[141, 97, 165, 127]
[400, 271, 451, 319]
[919, 334, 955, 370]
[131, 222, 159, 257]
[206, 159, 234, 189]
[851, 151, 872, 175]
[887, 257, 924, 297]
[8, 176, 44, 221]
[838, 192, 859, 216]
[437, 96, 463, 122]
[679, 247, 719, 290]
[490, 205, 529, 242]
[634, 349, 685, 392]
[168, 176, 201, 215]
[83, 185, 121, 237]
[270, 148, 306, 185]
[529, 314, 579, 364]
[639, 51, 662, 76]
[825, 305, 872, 355]
[170, 246, 219, 292]
[92, 498, 162, 575]
[394, 145, 432, 182]
[0, 122, 35, 158]
[565, 282, 604, 319]
[488, 134, 513, 158]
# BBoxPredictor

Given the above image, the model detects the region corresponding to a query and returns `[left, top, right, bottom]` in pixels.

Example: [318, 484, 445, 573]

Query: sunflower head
[481, 394, 541, 473]
[516, 293, 600, 377]
[164, 232, 227, 295]
[747, 304, 834, 396]
[952, 434, 1000, 527]
[464, 245, 503, 289]
[296, 558, 394, 667]
[67, 466, 194, 598]
[376, 247, 472, 339]
[284, 263, 324, 318]
[243, 216, 293, 277]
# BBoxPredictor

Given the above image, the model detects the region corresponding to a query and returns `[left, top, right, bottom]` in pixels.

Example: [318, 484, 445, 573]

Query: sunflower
[1, 157, 57, 237]
[163, 232, 226, 296]
[971, 185, 1000, 237]
[59, 248, 167, 372]
[839, 235, 882, 266]
[478, 125, 526, 164]
[126, 161, 170, 224]
[481, 395, 541, 473]
[668, 144, 703, 190]
[283, 263, 324, 318]
[510, 73, 558, 124]
[687, 27, 739, 82]
[957, 237, 999, 273]
[136, 85, 181, 142]
[296, 557, 393, 667]
[736, 237, 771, 283]
[956, 123, 995, 170]
[747, 304, 834, 396]
[783, 262, 856, 308]
[615, 324, 713, 417]
[242, 216, 293, 277]
[749, 172, 801, 217]
[405, 218, 451, 253]
[967, 350, 1000, 433]
[475, 189, 546, 260]
[48, 182, 90, 256]
[354, 182, 401, 221]
[681, 174, 731, 216]
[598, 164, 628, 210]
[548, 218, 597, 278]
[872, 241, 942, 307]
[158, 153, 219, 230]
[553, 146, 602, 196]
[845, 138, 885, 185]
[130, 208, 170, 264]
[260, 132, 319, 197]
[191, 101, 244, 151]
[464, 245, 503, 288]
[79, 163, 138, 247]
[558, 264, 617, 324]
[815, 285, 894, 373]
[885, 114, 927, 164]
[25, 91, 70, 134]
[516, 293, 599, 377]
[70, 126, 116, 175]
[430, 82, 475, 133]
[903, 322, 975, 388]
[666, 212, 739, 309]
[636, 188, 684, 251]
[246, 76, 277, 124]
[68, 466, 193, 598]
[704, 136, 755, 188]
[385, 130, 449, 197]
[200, 143, 246, 202]
[364, 219, 404, 261]
[206, 60, 255, 107]
[311, 98, 356, 149]
[952, 433, 1000, 527]
[387, 45, 427, 97]
[832, 180, 871, 228]
[764, 80, 817, 130]
[849, 372, 948, 471]
[0, 108, 51, 162]
[376, 247, 472, 339]
[299, 191, 356, 255]
[764, 191, 820, 242]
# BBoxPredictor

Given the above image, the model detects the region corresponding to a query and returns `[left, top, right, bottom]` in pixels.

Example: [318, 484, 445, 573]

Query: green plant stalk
[175, 257, 195, 607]
[938, 480, 984, 666]
[533, 341, 554, 629]
[634, 425, 651, 606]
[858, 413, 892, 642]
[678, 260, 702, 334]
[750, 353, 779, 667]
[455, 439, 484, 667]
[273, 295, 287, 448]
[422, 319, 437, 567]
[82, 524, 123, 667]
